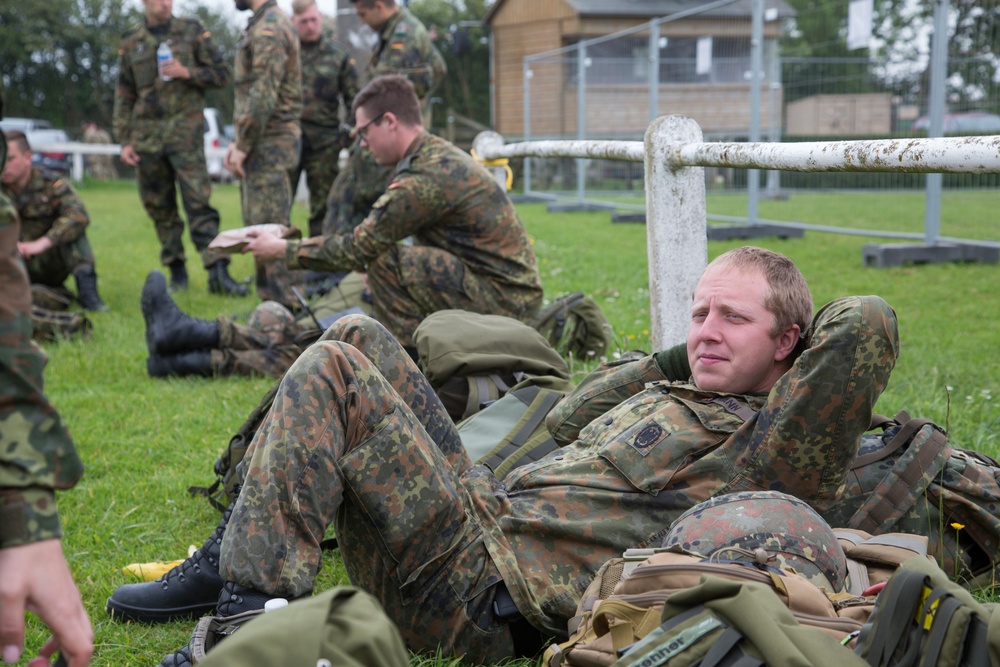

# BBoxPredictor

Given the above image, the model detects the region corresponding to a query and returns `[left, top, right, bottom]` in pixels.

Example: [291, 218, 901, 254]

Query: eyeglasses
[355, 112, 386, 140]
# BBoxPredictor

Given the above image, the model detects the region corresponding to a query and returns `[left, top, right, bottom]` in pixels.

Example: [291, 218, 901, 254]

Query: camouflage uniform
[2, 167, 97, 288]
[287, 132, 543, 346]
[321, 6, 445, 236]
[82, 124, 117, 180]
[208, 272, 371, 378]
[0, 190, 84, 550]
[289, 30, 359, 238]
[113, 15, 231, 269]
[219, 295, 898, 662]
[233, 0, 302, 303]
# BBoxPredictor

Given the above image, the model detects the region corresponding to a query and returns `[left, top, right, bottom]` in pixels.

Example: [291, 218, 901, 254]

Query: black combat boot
[147, 350, 213, 378]
[155, 581, 288, 667]
[106, 504, 232, 623]
[73, 266, 109, 312]
[168, 260, 189, 292]
[207, 259, 248, 297]
[141, 271, 220, 355]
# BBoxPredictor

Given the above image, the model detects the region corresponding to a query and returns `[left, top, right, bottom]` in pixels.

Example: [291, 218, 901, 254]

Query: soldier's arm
[237, 27, 291, 153]
[734, 295, 899, 512]
[339, 50, 361, 112]
[112, 44, 138, 146]
[0, 198, 83, 549]
[374, 31, 437, 100]
[288, 172, 439, 271]
[191, 25, 232, 89]
[44, 178, 90, 246]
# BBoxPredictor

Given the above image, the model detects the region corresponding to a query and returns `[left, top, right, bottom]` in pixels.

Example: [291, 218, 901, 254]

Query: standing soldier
[323, 0, 446, 235]
[81, 122, 117, 181]
[224, 0, 302, 307]
[113, 0, 247, 296]
[289, 0, 359, 239]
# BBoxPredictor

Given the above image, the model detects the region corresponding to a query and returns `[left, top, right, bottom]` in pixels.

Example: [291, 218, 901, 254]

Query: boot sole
[106, 596, 218, 624]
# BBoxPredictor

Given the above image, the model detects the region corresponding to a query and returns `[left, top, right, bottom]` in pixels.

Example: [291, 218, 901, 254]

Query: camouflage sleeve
[236, 26, 292, 153]
[339, 51, 361, 115]
[372, 27, 437, 101]
[546, 355, 667, 446]
[112, 42, 138, 145]
[0, 195, 83, 549]
[732, 295, 899, 512]
[289, 174, 438, 271]
[43, 177, 90, 245]
[190, 25, 232, 89]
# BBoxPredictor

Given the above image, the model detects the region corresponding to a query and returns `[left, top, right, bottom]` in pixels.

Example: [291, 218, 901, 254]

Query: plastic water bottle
[157, 42, 173, 81]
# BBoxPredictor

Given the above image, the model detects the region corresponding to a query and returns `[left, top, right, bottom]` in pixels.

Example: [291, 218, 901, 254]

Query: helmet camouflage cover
[661, 490, 848, 592]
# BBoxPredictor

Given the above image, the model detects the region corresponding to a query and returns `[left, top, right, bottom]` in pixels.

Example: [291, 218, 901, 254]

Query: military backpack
[531, 292, 612, 362]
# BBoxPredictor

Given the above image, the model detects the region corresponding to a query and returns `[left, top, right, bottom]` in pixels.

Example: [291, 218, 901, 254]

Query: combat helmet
[661, 490, 848, 592]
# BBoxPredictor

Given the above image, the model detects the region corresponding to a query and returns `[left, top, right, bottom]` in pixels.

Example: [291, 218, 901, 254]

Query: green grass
[20, 179, 1000, 665]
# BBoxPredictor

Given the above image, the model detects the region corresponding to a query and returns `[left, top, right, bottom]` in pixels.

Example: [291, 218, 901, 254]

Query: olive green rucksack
[531, 292, 612, 362]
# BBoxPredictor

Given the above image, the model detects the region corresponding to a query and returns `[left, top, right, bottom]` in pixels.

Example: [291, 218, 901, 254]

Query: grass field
[20, 178, 1000, 665]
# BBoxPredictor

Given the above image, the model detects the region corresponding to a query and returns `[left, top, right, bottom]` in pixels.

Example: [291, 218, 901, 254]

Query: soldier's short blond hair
[3, 130, 30, 154]
[707, 246, 813, 338]
[352, 75, 422, 128]
[291, 0, 316, 14]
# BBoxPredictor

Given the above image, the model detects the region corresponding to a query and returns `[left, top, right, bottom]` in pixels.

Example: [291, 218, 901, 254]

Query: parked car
[911, 112, 1000, 134]
[26, 128, 73, 175]
[0, 117, 54, 133]
[204, 107, 232, 182]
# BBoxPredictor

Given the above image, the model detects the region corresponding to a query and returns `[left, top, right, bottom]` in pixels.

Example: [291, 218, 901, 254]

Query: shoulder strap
[852, 411, 931, 469]
[481, 387, 563, 478]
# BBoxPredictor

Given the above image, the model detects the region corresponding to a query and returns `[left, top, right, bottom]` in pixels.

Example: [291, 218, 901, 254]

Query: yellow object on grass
[122, 545, 197, 581]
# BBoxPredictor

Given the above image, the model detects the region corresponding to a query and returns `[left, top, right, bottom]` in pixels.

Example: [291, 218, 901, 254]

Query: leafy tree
[410, 0, 491, 130]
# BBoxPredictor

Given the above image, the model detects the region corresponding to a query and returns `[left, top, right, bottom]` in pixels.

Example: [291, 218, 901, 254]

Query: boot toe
[107, 563, 224, 623]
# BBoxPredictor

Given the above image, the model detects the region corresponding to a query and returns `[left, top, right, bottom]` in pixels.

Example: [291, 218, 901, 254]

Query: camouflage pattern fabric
[211, 301, 304, 378]
[234, 0, 302, 297]
[366, 6, 445, 105]
[287, 132, 543, 345]
[217, 294, 897, 662]
[2, 167, 96, 286]
[31, 307, 93, 343]
[0, 191, 83, 549]
[82, 125, 117, 180]
[113, 15, 231, 269]
[289, 30, 359, 237]
[318, 6, 444, 238]
[661, 490, 849, 592]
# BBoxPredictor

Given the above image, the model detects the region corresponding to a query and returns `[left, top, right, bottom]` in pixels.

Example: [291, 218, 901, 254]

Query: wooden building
[484, 0, 794, 140]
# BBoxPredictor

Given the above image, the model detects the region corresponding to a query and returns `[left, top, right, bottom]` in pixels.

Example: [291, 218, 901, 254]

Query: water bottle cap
[264, 598, 289, 612]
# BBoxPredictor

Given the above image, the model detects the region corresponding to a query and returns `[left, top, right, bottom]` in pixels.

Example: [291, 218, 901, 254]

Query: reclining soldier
[107, 246, 899, 665]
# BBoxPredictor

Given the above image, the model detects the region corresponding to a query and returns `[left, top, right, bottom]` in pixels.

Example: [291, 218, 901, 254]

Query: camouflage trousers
[211, 301, 305, 378]
[23, 234, 96, 288]
[220, 314, 519, 663]
[368, 244, 544, 347]
[287, 137, 342, 238]
[136, 148, 224, 268]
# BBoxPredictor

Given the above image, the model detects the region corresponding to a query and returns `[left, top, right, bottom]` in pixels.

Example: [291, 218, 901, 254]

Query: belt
[493, 581, 549, 658]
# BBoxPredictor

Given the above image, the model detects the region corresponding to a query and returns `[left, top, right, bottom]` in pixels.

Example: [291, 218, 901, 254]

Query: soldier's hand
[159, 59, 190, 80]
[242, 230, 287, 263]
[224, 144, 247, 179]
[0, 540, 94, 667]
[120, 145, 140, 168]
[17, 237, 53, 260]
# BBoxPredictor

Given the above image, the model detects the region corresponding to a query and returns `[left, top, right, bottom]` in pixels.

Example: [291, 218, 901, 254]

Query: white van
[204, 107, 232, 182]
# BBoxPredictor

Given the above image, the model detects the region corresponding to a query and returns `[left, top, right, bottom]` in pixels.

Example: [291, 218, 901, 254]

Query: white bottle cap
[264, 598, 289, 612]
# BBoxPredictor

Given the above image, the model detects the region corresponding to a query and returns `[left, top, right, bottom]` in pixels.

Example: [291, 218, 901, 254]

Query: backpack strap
[847, 416, 951, 535]
[856, 569, 928, 666]
[852, 411, 929, 469]
[480, 387, 563, 477]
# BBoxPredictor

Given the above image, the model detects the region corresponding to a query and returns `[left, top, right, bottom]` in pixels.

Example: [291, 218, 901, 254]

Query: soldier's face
[292, 4, 323, 43]
[143, 0, 173, 25]
[355, 107, 401, 165]
[354, 1, 389, 30]
[687, 265, 799, 394]
[1, 142, 31, 189]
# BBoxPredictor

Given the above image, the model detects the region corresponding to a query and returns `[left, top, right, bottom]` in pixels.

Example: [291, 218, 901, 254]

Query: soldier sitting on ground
[106, 245, 899, 666]
[2, 130, 109, 313]
[241, 74, 543, 354]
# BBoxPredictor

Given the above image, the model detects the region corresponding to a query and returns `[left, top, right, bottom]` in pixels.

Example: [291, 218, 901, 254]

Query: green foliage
[18, 179, 1000, 665]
